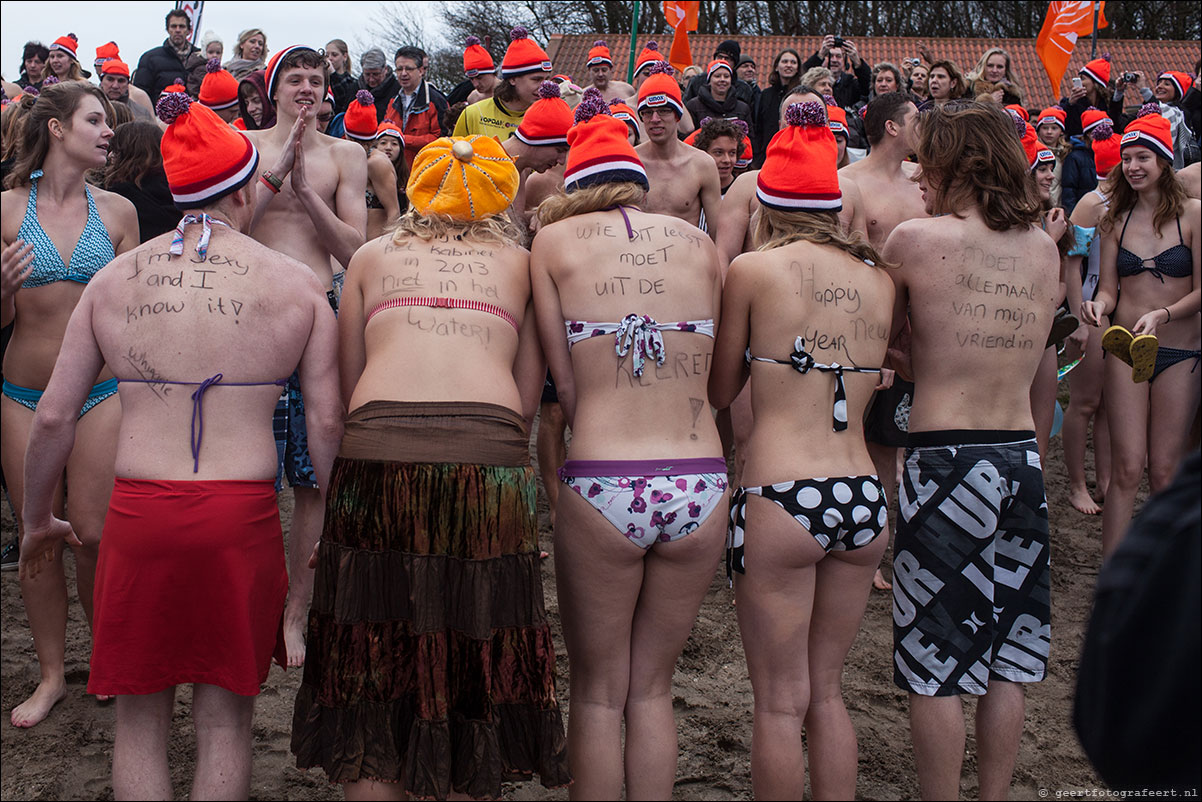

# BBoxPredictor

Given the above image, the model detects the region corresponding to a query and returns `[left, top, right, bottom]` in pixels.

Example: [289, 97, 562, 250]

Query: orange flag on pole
[1036, 1, 1108, 96]
[663, 0, 700, 73]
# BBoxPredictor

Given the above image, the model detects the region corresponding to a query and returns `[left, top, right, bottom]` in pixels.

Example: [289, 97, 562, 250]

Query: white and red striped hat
[756, 101, 842, 212]
[515, 81, 573, 146]
[1121, 103, 1173, 163]
[636, 64, 685, 119]
[563, 89, 648, 193]
[156, 88, 259, 209]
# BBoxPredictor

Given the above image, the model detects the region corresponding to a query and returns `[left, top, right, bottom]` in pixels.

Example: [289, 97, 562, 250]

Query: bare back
[340, 232, 536, 416]
[246, 128, 365, 285]
[86, 226, 332, 480]
[884, 214, 1059, 433]
[715, 241, 895, 482]
[840, 158, 926, 249]
[532, 207, 723, 459]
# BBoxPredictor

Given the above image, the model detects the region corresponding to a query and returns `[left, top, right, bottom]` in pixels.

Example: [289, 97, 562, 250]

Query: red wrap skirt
[87, 478, 288, 696]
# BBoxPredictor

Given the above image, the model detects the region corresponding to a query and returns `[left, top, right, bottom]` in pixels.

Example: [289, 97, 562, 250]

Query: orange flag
[1036, 1, 1108, 96]
[663, 0, 700, 73]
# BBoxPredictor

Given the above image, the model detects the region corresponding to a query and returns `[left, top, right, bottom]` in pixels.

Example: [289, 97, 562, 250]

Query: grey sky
[1, 1, 443, 80]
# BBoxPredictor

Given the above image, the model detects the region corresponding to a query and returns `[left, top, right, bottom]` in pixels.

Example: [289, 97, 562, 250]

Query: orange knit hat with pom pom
[343, 90, 379, 140]
[633, 41, 665, 78]
[501, 27, 551, 77]
[757, 101, 841, 212]
[1036, 106, 1066, 131]
[156, 87, 259, 209]
[587, 40, 613, 68]
[1080, 55, 1110, 88]
[1121, 103, 1173, 162]
[636, 63, 684, 119]
[463, 36, 494, 77]
[407, 136, 518, 220]
[199, 58, 240, 110]
[515, 81, 574, 146]
[563, 88, 648, 193]
[51, 33, 80, 61]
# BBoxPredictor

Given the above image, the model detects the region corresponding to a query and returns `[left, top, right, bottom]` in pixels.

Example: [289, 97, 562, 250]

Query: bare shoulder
[89, 185, 138, 218]
[1178, 162, 1200, 199]
[840, 173, 862, 198]
[839, 158, 867, 178]
[726, 170, 757, 203]
[325, 136, 365, 161]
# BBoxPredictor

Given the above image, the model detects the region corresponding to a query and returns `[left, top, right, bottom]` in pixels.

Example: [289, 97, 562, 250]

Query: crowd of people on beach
[1, 7, 1199, 800]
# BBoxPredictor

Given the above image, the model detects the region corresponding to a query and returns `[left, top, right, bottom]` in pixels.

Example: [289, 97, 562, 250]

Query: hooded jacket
[1060, 136, 1098, 215]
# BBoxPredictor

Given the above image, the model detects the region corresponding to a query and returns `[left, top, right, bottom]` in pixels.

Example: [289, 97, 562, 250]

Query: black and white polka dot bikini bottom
[727, 474, 888, 577]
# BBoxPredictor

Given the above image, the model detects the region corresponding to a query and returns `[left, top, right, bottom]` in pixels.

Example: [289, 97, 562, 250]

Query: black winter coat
[133, 40, 205, 103]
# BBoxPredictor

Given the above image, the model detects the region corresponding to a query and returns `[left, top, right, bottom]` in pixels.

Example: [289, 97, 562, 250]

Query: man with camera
[802, 34, 872, 109]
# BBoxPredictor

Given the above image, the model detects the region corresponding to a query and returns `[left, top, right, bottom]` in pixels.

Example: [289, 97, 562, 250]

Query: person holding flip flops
[1081, 105, 1201, 559]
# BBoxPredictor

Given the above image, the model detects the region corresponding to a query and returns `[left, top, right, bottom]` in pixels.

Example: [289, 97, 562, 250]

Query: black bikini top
[1116, 208, 1192, 281]
[745, 337, 881, 433]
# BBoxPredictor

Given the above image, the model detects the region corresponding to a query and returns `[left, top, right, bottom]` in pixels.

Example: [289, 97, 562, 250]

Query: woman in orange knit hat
[530, 88, 726, 800]
[709, 99, 895, 801]
[1, 80, 139, 728]
[1081, 105, 1201, 559]
[292, 134, 570, 800]
[45, 33, 89, 83]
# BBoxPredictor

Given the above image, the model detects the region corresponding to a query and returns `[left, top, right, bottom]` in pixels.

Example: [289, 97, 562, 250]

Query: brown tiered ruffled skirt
[291, 401, 570, 799]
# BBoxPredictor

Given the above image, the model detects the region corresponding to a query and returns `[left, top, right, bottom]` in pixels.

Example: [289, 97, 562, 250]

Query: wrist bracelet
[1163, 306, 1172, 323]
[261, 170, 283, 192]
[260, 174, 280, 194]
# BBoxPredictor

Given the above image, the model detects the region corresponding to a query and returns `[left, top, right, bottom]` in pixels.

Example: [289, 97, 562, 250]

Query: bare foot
[1069, 486, 1102, 515]
[539, 550, 549, 561]
[283, 614, 306, 668]
[873, 569, 892, 591]
[11, 680, 67, 728]
[94, 694, 114, 703]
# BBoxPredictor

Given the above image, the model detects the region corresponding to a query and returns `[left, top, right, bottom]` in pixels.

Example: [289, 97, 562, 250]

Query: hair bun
[785, 101, 826, 127]
[155, 90, 192, 125]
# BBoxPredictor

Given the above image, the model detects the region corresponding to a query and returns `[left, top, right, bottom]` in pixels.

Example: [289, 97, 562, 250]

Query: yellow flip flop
[1101, 326, 1135, 367]
[1129, 334, 1159, 383]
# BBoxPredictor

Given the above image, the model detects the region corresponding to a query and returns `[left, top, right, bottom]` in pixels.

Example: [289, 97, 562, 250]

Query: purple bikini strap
[602, 204, 635, 240]
[117, 374, 289, 472]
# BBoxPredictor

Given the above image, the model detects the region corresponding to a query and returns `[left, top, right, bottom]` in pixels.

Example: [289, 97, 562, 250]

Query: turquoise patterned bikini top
[19, 170, 115, 288]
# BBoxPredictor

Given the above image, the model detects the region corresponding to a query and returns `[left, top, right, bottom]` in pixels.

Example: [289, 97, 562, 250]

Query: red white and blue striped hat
[515, 81, 573, 146]
[636, 64, 685, 119]
[564, 89, 648, 193]
[1121, 104, 1173, 162]
[265, 45, 322, 103]
[156, 88, 259, 209]
[756, 101, 842, 212]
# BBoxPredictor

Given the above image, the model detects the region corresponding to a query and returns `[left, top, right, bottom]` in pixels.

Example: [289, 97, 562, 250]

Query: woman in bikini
[530, 90, 727, 800]
[1081, 106, 1200, 558]
[0, 81, 138, 727]
[292, 134, 569, 800]
[709, 101, 894, 800]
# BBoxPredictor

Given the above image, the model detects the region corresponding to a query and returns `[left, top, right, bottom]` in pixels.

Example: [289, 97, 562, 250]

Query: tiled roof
[546, 34, 1199, 110]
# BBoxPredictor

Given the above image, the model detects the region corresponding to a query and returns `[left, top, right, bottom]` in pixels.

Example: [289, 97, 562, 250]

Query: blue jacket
[1060, 137, 1097, 216]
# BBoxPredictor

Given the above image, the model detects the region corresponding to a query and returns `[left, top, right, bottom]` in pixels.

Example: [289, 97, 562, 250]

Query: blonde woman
[966, 47, 1025, 106]
[223, 29, 267, 80]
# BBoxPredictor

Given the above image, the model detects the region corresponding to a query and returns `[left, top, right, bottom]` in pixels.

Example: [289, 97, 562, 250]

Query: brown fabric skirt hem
[340, 400, 529, 465]
[292, 685, 570, 800]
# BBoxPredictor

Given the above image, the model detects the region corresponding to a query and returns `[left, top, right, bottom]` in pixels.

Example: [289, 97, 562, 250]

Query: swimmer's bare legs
[284, 486, 323, 667]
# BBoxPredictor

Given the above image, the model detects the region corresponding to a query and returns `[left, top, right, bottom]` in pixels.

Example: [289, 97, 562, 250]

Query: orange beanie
[501, 27, 551, 77]
[156, 88, 260, 209]
[515, 81, 574, 146]
[1121, 103, 1173, 162]
[463, 36, 494, 77]
[563, 89, 648, 193]
[199, 58, 239, 110]
[343, 89, 379, 140]
[757, 101, 841, 212]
